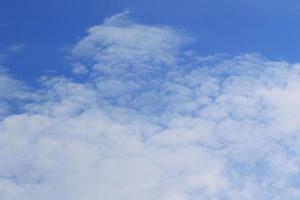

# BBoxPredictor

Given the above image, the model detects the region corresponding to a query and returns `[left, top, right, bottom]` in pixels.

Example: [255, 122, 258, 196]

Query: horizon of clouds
[1, 11, 300, 199]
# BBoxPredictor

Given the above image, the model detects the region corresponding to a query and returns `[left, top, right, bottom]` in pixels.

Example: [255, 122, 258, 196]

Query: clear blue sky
[1, 0, 300, 83]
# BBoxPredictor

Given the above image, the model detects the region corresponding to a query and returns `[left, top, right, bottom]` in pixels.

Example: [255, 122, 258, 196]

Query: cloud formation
[0, 64, 28, 119]
[2, 12, 300, 199]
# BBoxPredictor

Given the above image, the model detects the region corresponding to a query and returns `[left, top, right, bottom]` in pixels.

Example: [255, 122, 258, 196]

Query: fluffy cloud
[2, 12, 300, 199]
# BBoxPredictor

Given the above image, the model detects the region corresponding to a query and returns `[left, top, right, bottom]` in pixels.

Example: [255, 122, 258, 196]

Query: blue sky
[2, 1, 300, 199]
[2, 0, 300, 82]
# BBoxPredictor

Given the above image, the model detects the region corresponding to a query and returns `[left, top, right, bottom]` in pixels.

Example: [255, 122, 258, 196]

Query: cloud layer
[2, 12, 300, 199]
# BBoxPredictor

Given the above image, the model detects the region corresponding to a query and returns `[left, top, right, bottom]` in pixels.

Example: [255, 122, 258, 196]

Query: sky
[2, 1, 300, 199]
[2, 0, 300, 82]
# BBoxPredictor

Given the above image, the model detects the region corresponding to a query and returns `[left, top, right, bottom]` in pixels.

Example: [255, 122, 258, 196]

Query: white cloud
[0, 67, 28, 118]
[2, 12, 300, 199]
[71, 11, 182, 72]
[71, 63, 88, 74]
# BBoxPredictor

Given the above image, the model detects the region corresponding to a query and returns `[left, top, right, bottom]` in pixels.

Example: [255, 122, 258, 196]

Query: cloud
[0, 65, 29, 119]
[72, 63, 88, 75]
[7, 43, 24, 53]
[70, 11, 185, 107]
[0, 44, 29, 118]
[0, 43, 25, 62]
[71, 11, 182, 72]
[2, 12, 300, 199]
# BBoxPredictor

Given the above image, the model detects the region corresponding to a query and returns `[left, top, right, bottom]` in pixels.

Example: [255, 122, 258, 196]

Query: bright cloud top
[1, 12, 300, 200]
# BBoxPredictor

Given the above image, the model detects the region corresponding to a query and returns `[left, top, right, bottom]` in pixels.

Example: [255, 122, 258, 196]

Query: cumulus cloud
[2, 11, 300, 199]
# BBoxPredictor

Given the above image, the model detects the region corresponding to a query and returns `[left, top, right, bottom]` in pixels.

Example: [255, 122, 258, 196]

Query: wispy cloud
[7, 43, 24, 52]
[1, 12, 300, 199]
[0, 59, 27, 119]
